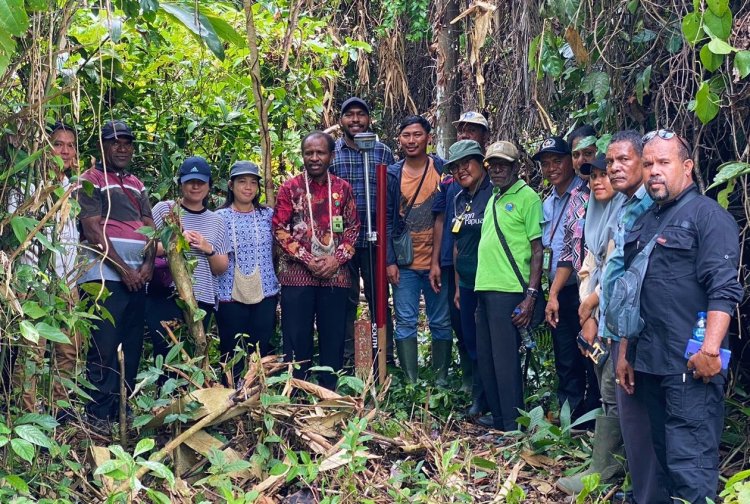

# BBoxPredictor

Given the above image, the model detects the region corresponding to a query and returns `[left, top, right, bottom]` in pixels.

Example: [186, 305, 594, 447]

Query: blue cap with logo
[178, 156, 211, 183]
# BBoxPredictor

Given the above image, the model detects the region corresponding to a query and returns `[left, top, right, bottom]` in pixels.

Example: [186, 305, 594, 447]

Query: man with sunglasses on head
[614, 130, 742, 503]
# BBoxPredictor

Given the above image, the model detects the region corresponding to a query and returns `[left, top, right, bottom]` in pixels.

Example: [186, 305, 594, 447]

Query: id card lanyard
[543, 192, 571, 272]
[451, 175, 485, 234]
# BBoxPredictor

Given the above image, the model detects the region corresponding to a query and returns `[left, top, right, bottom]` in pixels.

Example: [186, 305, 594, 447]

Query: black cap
[178, 156, 211, 183]
[341, 97, 370, 115]
[579, 153, 607, 176]
[101, 120, 134, 141]
[230, 160, 261, 180]
[532, 135, 571, 161]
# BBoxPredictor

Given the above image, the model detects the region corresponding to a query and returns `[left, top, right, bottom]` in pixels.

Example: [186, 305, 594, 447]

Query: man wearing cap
[76, 120, 155, 427]
[430, 111, 491, 391]
[8, 122, 82, 420]
[474, 140, 543, 430]
[535, 136, 598, 422]
[330, 97, 396, 367]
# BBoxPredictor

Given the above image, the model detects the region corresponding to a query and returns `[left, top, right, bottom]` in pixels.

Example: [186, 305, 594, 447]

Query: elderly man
[616, 130, 742, 503]
[77, 120, 155, 428]
[330, 97, 395, 368]
[535, 136, 599, 421]
[273, 131, 360, 390]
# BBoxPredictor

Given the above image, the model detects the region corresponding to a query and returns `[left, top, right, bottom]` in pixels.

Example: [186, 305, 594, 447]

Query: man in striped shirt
[76, 120, 155, 427]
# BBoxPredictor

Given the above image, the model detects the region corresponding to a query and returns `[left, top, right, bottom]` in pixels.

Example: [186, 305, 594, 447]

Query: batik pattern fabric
[558, 183, 590, 273]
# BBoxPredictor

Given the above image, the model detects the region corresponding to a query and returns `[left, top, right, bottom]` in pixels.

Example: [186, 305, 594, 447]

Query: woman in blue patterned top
[216, 161, 280, 384]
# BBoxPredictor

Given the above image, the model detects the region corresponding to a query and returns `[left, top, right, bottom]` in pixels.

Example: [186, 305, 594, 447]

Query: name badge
[542, 247, 552, 272]
[451, 216, 463, 234]
[332, 215, 344, 233]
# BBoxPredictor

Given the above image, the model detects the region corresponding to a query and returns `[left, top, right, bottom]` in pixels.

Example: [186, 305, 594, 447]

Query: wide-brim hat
[443, 140, 484, 173]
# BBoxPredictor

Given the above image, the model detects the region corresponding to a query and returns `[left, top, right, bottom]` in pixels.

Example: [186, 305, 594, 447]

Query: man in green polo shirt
[474, 141, 543, 430]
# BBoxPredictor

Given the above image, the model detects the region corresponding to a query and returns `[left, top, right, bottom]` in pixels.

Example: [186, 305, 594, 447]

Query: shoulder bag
[231, 209, 265, 305]
[392, 158, 430, 266]
[604, 191, 696, 339]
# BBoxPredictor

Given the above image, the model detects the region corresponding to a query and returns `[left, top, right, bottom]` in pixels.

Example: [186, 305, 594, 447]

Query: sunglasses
[642, 129, 692, 153]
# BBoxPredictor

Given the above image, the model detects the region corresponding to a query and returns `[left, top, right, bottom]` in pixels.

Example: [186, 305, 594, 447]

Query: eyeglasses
[642, 129, 692, 153]
[449, 160, 474, 174]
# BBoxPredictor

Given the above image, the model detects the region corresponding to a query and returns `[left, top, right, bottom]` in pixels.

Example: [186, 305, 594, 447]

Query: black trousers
[344, 246, 394, 364]
[636, 370, 724, 503]
[550, 284, 600, 418]
[475, 291, 524, 431]
[216, 296, 278, 381]
[281, 285, 348, 390]
[81, 281, 145, 421]
[144, 288, 213, 360]
[444, 265, 465, 353]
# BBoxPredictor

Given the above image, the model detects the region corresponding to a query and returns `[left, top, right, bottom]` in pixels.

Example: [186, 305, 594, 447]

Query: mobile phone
[684, 338, 731, 370]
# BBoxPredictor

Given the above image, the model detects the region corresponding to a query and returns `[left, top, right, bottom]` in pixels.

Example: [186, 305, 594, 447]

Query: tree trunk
[243, 0, 275, 206]
[433, 0, 461, 157]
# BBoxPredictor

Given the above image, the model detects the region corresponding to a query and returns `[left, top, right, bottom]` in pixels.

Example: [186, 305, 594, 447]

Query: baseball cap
[230, 160, 261, 180]
[101, 120, 134, 141]
[443, 140, 484, 173]
[178, 156, 211, 183]
[532, 135, 571, 161]
[579, 153, 607, 176]
[341, 97, 370, 115]
[485, 141, 520, 163]
[452, 111, 489, 130]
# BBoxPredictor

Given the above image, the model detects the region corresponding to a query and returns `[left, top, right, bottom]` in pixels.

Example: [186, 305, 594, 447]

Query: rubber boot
[395, 338, 419, 383]
[556, 415, 625, 495]
[467, 358, 488, 417]
[458, 345, 472, 394]
[431, 339, 452, 387]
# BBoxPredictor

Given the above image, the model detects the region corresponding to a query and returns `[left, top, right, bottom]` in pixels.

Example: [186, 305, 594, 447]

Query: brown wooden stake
[117, 344, 127, 447]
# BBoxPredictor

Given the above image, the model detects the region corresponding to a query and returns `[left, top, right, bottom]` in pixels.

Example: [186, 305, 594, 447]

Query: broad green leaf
[471, 456, 498, 470]
[94, 459, 125, 476]
[16, 412, 58, 430]
[574, 136, 597, 150]
[693, 81, 720, 124]
[528, 34, 542, 73]
[204, 15, 246, 48]
[10, 438, 35, 463]
[707, 161, 750, 189]
[627, 0, 639, 14]
[734, 51, 750, 79]
[146, 489, 172, 504]
[25, 0, 46, 11]
[681, 12, 705, 46]
[0, 149, 44, 181]
[635, 65, 652, 104]
[10, 216, 37, 245]
[716, 178, 735, 209]
[36, 322, 71, 344]
[707, 38, 734, 55]
[700, 44, 725, 71]
[703, 9, 732, 41]
[140, 0, 159, 14]
[159, 3, 225, 60]
[22, 301, 47, 320]
[0, 0, 30, 36]
[19, 320, 40, 344]
[139, 460, 175, 486]
[706, 0, 729, 17]
[596, 133, 612, 154]
[14, 424, 53, 448]
[134, 438, 155, 457]
[3, 474, 29, 493]
[585, 71, 610, 101]
[269, 462, 289, 476]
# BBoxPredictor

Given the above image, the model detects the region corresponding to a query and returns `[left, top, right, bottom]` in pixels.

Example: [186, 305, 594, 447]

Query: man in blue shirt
[330, 97, 396, 367]
[535, 136, 599, 422]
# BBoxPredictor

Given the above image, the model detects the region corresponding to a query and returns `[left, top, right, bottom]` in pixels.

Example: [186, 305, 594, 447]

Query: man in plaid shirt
[330, 97, 396, 366]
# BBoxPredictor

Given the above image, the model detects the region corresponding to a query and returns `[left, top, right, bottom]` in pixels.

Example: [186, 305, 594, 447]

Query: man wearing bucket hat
[76, 120, 156, 428]
[534, 136, 599, 423]
[474, 140, 543, 430]
[440, 139, 493, 418]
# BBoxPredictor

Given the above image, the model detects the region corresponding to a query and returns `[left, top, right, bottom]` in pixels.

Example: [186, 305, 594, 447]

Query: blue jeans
[392, 268, 452, 341]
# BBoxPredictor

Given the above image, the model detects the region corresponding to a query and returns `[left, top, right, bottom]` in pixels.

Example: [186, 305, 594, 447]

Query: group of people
[6, 95, 742, 503]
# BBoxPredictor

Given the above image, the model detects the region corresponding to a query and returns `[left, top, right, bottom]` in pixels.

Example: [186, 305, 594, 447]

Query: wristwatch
[526, 288, 539, 299]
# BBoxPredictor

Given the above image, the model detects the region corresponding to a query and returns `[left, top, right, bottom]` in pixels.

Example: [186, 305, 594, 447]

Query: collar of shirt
[493, 178, 526, 197]
[553, 175, 584, 199]
[652, 183, 697, 215]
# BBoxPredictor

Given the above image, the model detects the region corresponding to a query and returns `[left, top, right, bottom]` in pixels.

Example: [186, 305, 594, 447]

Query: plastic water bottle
[693, 312, 707, 342]
[513, 308, 537, 353]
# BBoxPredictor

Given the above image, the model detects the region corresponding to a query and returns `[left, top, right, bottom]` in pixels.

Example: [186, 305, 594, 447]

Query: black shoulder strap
[639, 189, 698, 256]
[492, 188, 529, 291]
[401, 157, 430, 222]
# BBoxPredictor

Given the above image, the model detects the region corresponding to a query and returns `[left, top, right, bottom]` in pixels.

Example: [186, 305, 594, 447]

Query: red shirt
[272, 172, 359, 287]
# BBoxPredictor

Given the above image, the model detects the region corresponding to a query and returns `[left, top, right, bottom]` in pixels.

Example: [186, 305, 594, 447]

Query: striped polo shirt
[77, 164, 153, 284]
[152, 201, 230, 305]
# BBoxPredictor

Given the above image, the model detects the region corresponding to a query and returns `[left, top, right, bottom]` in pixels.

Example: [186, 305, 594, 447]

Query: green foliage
[378, 0, 431, 42]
